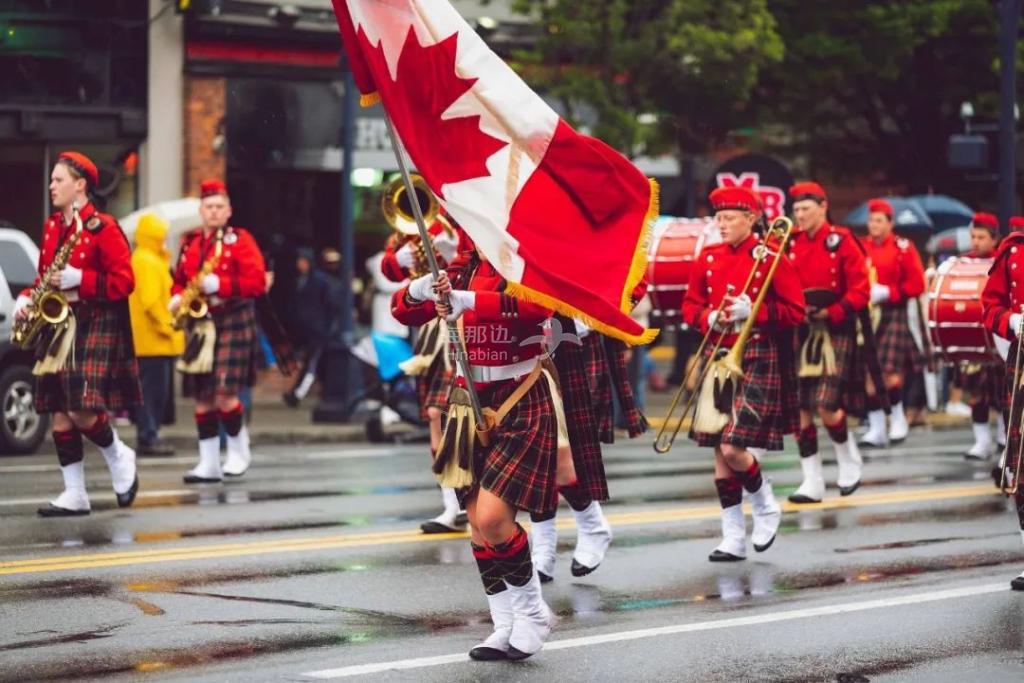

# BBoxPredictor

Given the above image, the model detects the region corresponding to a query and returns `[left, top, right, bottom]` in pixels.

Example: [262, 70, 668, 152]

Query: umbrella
[119, 198, 202, 249]
[908, 194, 973, 232]
[842, 197, 934, 234]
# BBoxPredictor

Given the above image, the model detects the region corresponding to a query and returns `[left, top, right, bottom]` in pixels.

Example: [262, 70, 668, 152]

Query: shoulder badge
[825, 232, 843, 252]
[223, 231, 238, 245]
[85, 216, 103, 232]
[896, 237, 910, 250]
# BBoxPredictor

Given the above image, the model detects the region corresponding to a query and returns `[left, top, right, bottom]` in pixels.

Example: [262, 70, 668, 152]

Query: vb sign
[710, 154, 795, 222]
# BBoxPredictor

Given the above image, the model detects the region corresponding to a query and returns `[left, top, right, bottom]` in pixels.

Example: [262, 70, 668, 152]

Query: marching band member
[171, 179, 266, 483]
[529, 287, 648, 582]
[981, 227, 1024, 590]
[961, 213, 1005, 460]
[786, 182, 870, 502]
[858, 199, 927, 447]
[392, 243, 557, 660]
[682, 187, 805, 561]
[381, 211, 466, 534]
[13, 152, 140, 516]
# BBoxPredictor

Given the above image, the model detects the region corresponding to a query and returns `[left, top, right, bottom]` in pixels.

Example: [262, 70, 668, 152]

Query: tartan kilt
[692, 336, 789, 451]
[182, 302, 258, 402]
[582, 333, 614, 443]
[876, 304, 924, 376]
[552, 334, 608, 502]
[797, 321, 857, 413]
[415, 349, 454, 419]
[958, 363, 1005, 411]
[468, 373, 559, 515]
[35, 301, 141, 413]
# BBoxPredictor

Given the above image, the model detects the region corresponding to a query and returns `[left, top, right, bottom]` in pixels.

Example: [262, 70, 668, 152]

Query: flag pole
[383, 113, 485, 423]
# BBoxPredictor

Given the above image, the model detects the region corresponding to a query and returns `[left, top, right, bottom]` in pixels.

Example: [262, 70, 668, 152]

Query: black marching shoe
[708, 549, 745, 562]
[838, 480, 861, 497]
[469, 646, 508, 661]
[1011, 574, 1024, 591]
[570, 559, 598, 577]
[37, 504, 90, 518]
[117, 475, 140, 508]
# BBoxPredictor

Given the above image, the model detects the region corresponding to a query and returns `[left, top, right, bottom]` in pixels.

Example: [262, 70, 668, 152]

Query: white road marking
[300, 582, 1005, 679]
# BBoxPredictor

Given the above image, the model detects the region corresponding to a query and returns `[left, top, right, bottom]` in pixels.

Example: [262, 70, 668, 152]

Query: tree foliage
[502, 0, 783, 156]
[755, 0, 1001, 195]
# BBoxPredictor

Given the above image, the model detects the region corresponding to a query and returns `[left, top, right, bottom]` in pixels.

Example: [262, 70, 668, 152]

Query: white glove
[433, 231, 459, 264]
[726, 293, 752, 323]
[443, 290, 476, 321]
[395, 243, 417, 270]
[1010, 313, 1023, 335]
[13, 294, 32, 321]
[707, 310, 722, 331]
[407, 273, 436, 303]
[870, 283, 891, 304]
[201, 274, 220, 295]
[59, 266, 83, 290]
[168, 294, 182, 314]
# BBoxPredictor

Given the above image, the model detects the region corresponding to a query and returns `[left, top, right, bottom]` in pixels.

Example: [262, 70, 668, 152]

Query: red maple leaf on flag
[358, 27, 508, 194]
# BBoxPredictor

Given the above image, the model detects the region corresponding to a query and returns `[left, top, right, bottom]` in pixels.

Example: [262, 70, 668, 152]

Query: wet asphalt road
[2, 427, 1024, 682]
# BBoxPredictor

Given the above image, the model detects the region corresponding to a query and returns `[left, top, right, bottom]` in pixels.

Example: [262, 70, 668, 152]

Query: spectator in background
[282, 247, 334, 407]
[129, 213, 184, 456]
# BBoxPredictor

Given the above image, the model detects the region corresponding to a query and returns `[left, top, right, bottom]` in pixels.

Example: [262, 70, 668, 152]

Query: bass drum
[927, 256, 1006, 363]
[647, 218, 720, 328]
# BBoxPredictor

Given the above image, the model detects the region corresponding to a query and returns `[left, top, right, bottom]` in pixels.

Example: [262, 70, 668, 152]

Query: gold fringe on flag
[504, 178, 660, 347]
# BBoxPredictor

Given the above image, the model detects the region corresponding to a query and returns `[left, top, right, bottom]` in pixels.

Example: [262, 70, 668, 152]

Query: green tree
[501, 0, 784, 157]
[754, 0, 1001, 197]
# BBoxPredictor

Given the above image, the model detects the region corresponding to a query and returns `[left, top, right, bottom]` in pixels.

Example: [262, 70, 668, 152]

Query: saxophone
[11, 205, 83, 350]
[172, 229, 223, 330]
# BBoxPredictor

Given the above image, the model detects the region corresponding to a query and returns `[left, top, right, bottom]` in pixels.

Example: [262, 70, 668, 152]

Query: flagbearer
[858, 199, 927, 447]
[392, 243, 558, 660]
[682, 187, 805, 561]
[960, 213, 1006, 460]
[786, 182, 870, 502]
[13, 151, 141, 516]
[981, 227, 1024, 590]
[171, 179, 266, 483]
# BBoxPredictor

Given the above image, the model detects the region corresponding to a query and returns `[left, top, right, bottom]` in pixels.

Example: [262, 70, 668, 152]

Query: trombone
[1001, 307, 1024, 494]
[653, 217, 795, 453]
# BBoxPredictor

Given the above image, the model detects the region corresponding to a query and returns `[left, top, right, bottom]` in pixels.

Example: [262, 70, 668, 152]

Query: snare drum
[647, 218, 719, 328]
[927, 256, 1000, 363]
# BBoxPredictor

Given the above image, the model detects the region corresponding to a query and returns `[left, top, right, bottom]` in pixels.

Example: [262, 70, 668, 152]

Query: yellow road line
[0, 485, 997, 577]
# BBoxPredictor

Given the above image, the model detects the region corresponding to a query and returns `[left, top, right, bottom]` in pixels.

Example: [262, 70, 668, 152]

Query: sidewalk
[126, 369, 369, 450]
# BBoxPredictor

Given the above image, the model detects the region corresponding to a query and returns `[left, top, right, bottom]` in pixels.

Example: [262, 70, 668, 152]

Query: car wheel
[0, 364, 48, 455]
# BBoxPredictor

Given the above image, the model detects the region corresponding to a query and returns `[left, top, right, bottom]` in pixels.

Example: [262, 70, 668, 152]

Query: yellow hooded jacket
[129, 214, 185, 357]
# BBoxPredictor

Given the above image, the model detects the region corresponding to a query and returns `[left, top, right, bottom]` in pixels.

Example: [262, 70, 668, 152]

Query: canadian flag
[332, 0, 658, 344]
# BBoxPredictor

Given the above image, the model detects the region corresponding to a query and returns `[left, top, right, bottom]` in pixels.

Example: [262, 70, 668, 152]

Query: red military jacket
[786, 222, 869, 325]
[391, 252, 551, 369]
[861, 233, 926, 305]
[682, 232, 805, 345]
[172, 226, 266, 304]
[380, 221, 473, 283]
[23, 202, 134, 303]
[982, 232, 1024, 339]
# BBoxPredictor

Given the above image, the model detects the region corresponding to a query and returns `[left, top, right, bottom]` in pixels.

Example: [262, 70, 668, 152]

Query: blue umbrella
[842, 197, 934, 234]
[908, 194, 973, 232]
